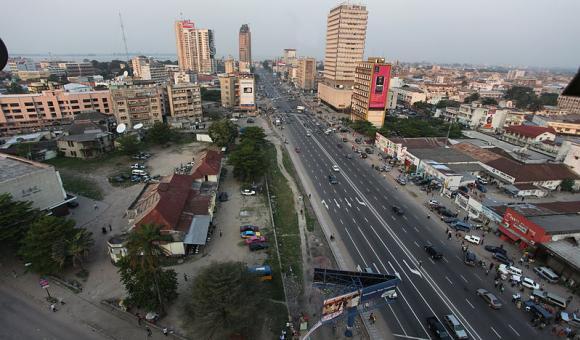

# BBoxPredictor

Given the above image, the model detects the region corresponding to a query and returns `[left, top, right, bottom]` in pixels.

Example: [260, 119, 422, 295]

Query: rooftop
[561, 68, 580, 97]
[543, 239, 580, 271]
[486, 158, 579, 182]
[527, 214, 580, 235]
[60, 132, 110, 142]
[504, 125, 556, 138]
[0, 153, 51, 183]
[408, 147, 476, 163]
[387, 136, 448, 149]
[452, 142, 503, 163]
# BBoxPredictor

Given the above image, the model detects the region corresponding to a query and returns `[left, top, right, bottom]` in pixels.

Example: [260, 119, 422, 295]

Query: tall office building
[225, 57, 236, 74]
[175, 20, 216, 74]
[351, 57, 392, 127]
[297, 57, 316, 91]
[239, 24, 252, 65]
[318, 4, 368, 110]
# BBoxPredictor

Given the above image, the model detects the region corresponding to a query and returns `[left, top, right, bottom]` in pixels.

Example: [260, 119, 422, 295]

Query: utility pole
[118, 13, 130, 62]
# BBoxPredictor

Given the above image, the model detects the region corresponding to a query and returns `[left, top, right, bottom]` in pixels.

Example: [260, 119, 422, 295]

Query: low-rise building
[166, 83, 202, 128]
[533, 114, 580, 136]
[502, 125, 557, 146]
[396, 87, 427, 106]
[56, 111, 114, 159]
[110, 84, 166, 129]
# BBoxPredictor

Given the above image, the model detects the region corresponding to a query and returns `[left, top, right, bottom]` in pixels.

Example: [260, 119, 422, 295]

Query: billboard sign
[321, 289, 361, 322]
[239, 77, 255, 107]
[369, 64, 392, 109]
[483, 108, 496, 129]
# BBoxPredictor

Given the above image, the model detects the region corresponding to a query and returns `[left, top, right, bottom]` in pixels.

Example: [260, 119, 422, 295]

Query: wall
[317, 83, 353, 110]
[2, 166, 67, 211]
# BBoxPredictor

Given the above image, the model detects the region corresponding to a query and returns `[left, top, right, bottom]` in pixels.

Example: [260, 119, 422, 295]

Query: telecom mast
[119, 12, 130, 61]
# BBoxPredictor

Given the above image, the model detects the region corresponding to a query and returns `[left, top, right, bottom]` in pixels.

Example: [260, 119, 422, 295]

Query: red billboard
[369, 64, 392, 109]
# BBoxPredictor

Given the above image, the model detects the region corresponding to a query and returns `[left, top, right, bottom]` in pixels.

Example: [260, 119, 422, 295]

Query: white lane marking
[445, 276, 453, 285]
[344, 228, 367, 267]
[460, 275, 468, 283]
[322, 189, 326, 195]
[355, 197, 366, 206]
[473, 273, 483, 281]
[428, 258, 435, 265]
[352, 217, 357, 224]
[490, 327, 501, 339]
[465, 298, 475, 309]
[373, 195, 378, 200]
[402, 216, 408, 221]
[344, 198, 352, 207]
[356, 206, 361, 212]
[334, 199, 340, 208]
[344, 188, 348, 194]
[388, 261, 401, 281]
[382, 205, 387, 210]
[413, 241, 420, 248]
[364, 217, 369, 223]
[390, 215, 396, 221]
[391, 335, 428, 340]
[333, 208, 337, 213]
[413, 226, 419, 233]
[508, 325, 520, 337]
[401, 228, 408, 233]
[402, 259, 422, 277]
[388, 305, 407, 336]
[322, 200, 329, 210]
[339, 219, 344, 225]
[455, 255, 463, 262]
[442, 257, 449, 263]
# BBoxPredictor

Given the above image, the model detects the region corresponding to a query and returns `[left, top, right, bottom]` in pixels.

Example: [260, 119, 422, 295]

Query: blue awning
[183, 215, 211, 245]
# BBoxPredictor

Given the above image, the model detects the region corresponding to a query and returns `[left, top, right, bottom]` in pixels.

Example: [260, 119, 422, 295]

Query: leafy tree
[379, 116, 462, 138]
[120, 224, 177, 312]
[0, 193, 42, 248]
[464, 93, 480, 103]
[349, 120, 377, 137]
[412, 101, 433, 110]
[561, 178, 576, 192]
[208, 119, 239, 147]
[240, 126, 266, 144]
[5, 82, 26, 94]
[200, 88, 221, 102]
[19, 216, 79, 274]
[146, 122, 172, 145]
[539, 93, 558, 106]
[262, 61, 271, 70]
[228, 139, 267, 181]
[436, 100, 460, 109]
[116, 134, 141, 155]
[184, 262, 266, 338]
[481, 97, 498, 105]
[504, 86, 545, 111]
[68, 228, 95, 269]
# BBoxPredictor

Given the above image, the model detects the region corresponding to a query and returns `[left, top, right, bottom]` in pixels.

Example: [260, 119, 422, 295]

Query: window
[68, 141, 74, 147]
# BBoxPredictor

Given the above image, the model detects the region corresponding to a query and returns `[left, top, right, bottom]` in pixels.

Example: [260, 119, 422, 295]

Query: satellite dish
[133, 123, 144, 130]
[116, 123, 127, 133]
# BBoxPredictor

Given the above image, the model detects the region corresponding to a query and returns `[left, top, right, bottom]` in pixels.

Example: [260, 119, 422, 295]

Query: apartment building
[131, 56, 170, 83]
[318, 3, 368, 110]
[0, 90, 112, 136]
[239, 24, 252, 65]
[396, 87, 427, 106]
[296, 58, 316, 91]
[557, 68, 580, 114]
[131, 56, 149, 79]
[58, 62, 96, 78]
[351, 58, 392, 127]
[533, 114, 580, 136]
[175, 20, 216, 74]
[166, 83, 203, 127]
[111, 85, 166, 129]
[218, 73, 255, 111]
[219, 74, 238, 108]
[224, 57, 236, 74]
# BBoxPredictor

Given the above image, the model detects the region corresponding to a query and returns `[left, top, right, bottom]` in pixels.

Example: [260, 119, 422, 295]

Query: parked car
[336, 143, 343, 149]
[484, 245, 507, 256]
[328, 174, 338, 184]
[360, 153, 368, 159]
[249, 242, 269, 251]
[493, 252, 513, 265]
[521, 277, 540, 290]
[451, 221, 471, 232]
[396, 177, 407, 185]
[443, 314, 468, 339]
[332, 165, 340, 172]
[476, 176, 488, 185]
[342, 137, 348, 142]
[427, 316, 451, 339]
[218, 192, 229, 202]
[241, 189, 256, 196]
[424, 245, 443, 260]
[476, 182, 487, 193]
[464, 235, 481, 245]
[533, 266, 560, 283]
[130, 163, 146, 169]
[464, 251, 477, 266]
[240, 230, 261, 238]
[355, 138, 362, 144]
[438, 207, 457, 218]
[240, 225, 260, 232]
[392, 206, 404, 215]
[244, 236, 266, 245]
[365, 148, 374, 154]
[476, 288, 503, 309]
[443, 217, 459, 225]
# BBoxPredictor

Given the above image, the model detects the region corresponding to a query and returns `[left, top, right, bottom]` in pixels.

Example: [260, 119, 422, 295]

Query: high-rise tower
[175, 20, 216, 74]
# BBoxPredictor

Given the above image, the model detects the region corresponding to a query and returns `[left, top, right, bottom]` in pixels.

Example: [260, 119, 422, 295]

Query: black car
[438, 207, 457, 218]
[442, 217, 459, 225]
[485, 245, 507, 256]
[360, 153, 368, 159]
[365, 148, 374, 154]
[328, 174, 338, 184]
[355, 138, 362, 144]
[249, 242, 269, 251]
[427, 317, 451, 339]
[342, 137, 348, 142]
[218, 192, 229, 202]
[336, 143, 343, 149]
[424, 245, 443, 260]
[493, 252, 513, 265]
[392, 206, 404, 215]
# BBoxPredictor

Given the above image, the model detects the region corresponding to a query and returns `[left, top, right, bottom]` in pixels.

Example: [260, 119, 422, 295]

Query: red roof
[504, 125, 556, 138]
[486, 158, 579, 182]
[191, 149, 222, 180]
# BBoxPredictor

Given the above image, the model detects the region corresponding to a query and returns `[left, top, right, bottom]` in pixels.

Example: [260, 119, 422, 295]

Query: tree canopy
[504, 86, 557, 111]
[379, 117, 462, 139]
[116, 134, 141, 155]
[481, 97, 498, 105]
[464, 93, 480, 104]
[5, 82, 26, 94]
[348, 120, 377, 138]
[200, 88, 221, 102]
[0, 193, 42, 248]
[436, 100, 461, 109]
[183, 262, 266, 338]
[146, 122, 173, 145]
[228, 127, 268, 182]
[208, 119, 239, 147]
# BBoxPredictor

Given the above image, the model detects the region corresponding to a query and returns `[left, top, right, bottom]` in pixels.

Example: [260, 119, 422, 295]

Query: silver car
[444, 314, 468, 339]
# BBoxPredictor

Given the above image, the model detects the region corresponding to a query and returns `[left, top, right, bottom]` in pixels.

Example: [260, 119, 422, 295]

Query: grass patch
[282, 148, 297, 179]
[265, 144, 302, 284]
[46, 151, 129, 173]
[305, 209, 316, 232]
[60, 173, 103, 200]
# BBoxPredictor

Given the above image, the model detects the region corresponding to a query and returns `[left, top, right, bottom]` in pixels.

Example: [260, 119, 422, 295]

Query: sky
[1, 0, 579, 68]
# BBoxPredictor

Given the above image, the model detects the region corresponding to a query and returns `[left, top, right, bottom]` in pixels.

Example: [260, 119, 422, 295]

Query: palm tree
[68, 228, 95, 269]
[126, 223, 173, 312]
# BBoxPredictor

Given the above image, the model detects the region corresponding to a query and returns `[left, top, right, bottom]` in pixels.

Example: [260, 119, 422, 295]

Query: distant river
[11, 53, 178, 62]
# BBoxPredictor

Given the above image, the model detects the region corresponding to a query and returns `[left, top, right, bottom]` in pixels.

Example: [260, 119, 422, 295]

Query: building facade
[296, 58, 316, 91]
[318, 3, 368, 110]
[557, 68, 580, 114]
[218, 74, 255, 111]
[131, 56, 148, 79]
[110, 85, 166, 129]
[224, 57, 236, 74]
[175, 20, 216, 74]
[239, 24, 251, 65]
[351, 58, 392, 127]
[0, 90, 112, 136]
[219, 74, 238, 108]
[58, 62, 95, 78]
[166, 83, 203, 127]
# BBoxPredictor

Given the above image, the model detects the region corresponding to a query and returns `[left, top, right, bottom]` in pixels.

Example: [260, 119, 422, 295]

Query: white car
[464, 234, 481, 245]
[241, 189, 256, 196]
[332, 165, 340, 172]
[521, 277, 540, 290]
[131, 163, 145, 169]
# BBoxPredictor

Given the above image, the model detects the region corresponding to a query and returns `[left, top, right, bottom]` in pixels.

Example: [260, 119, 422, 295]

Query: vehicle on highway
[240, 230, 261, 238]
[240, 225, 260, 232]
[443, 314, 468, 339]
[345, 154, 352, 159]
[464, 251, 477, 266]
[424, 245, 443, 260]
[464, 234, 481, 245]
[493, 252, 513, 265]
[131, 163, 146, 169]
[249, 242, 269, 251]
[295, 147, 301, 153]
[396, 177, 407, 185]
[426, 316, 451, 339]
[534, 266, 560, 283]
[521, 277, 540, 290]
[332, 165, 340, 172]
[451, 222, 471, 232]
[484, 245, 507, 256]
[392, 206, 404, 215]
[476, 288, 502, 309]
[306, 132, 311, 137]
[498, 264, 523, 277]
[241, 189, 256, 196]
[328, 174, 338, 184]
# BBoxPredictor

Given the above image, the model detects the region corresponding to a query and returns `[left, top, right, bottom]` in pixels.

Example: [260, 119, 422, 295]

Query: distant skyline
[1, 0, 579, 68]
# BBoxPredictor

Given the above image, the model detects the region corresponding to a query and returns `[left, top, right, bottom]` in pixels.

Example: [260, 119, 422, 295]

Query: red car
[245, 236, 267, 245]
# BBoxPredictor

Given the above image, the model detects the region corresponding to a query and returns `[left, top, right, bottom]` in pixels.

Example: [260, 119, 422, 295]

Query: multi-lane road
[256, 69, 547, 340]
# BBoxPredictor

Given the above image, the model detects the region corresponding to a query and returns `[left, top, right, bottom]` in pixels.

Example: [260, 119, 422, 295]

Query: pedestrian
[51, 303, 57, 312]
[184, 273, 188, 282]
[101, 227, 107, 234]
[418, 260, 423, 268]
[219, 230, 223, 238]
[494, 280, 499, 288]
[136, 313, 142, 325]
[94, 203, 98, 210]
[108, 224, 112, 232]
[308, 193, 312, 199]
[369, 313, 376, 324]
[163, 328, 168, 336]
[489, 262, 494, 271]
[146, 327, 152, 337]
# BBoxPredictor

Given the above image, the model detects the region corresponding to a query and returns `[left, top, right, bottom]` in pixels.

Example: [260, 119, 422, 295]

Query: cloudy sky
[2, 0, 579, 68]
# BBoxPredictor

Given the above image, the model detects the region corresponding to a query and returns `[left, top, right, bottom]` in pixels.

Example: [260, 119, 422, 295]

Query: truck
[248, 265, 272, 281]
[297, 106, 305, 112]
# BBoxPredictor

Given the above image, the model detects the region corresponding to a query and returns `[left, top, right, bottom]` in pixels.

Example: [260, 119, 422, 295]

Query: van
[532, 290, 567, 309]
[498, 264, 523, 277]
[132, 169, 147, 176]
[534, 266, 560, 283]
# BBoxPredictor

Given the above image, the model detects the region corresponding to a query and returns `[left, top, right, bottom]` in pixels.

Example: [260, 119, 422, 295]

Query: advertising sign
[369, 64, 392, 109]
[484, 108, 496, 129]
[321, 290, 361, 322]
[239, 77, 255, 107]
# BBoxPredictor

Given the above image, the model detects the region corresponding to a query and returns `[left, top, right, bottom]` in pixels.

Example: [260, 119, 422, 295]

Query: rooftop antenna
[119, 12, 130, 61]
